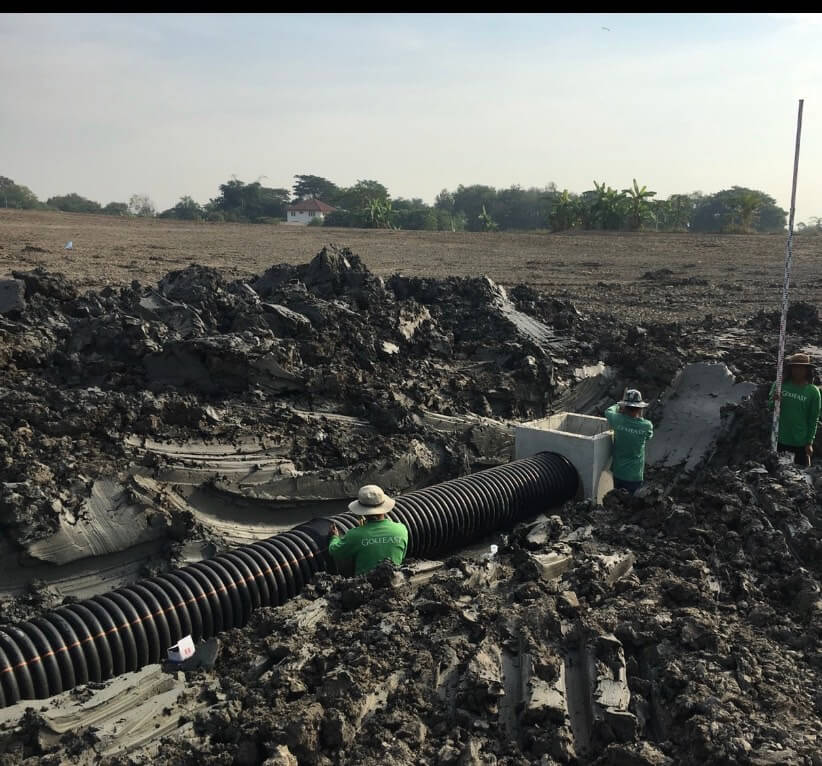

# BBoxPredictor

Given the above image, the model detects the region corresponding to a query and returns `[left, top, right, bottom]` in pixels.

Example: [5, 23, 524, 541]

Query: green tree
[102, 201, 129, 216]
[323, 209, 360, 227]
[129, 194, 156, 217]
[0, 176, 41, 209]
[449, 185, 497, 232]
[492, 185, 550, 230]
[403, 208, 438, 230]
[392, 197, 427, 211]
[158, 196, 205, 221]
[622, 179, 656, 231]
[210, 178, 290, 221]
[392, 198, 437, 230]
[756, 201, 787, 233]
[666, 194, 695, 231]
[46, 193, 102, 213]
[734, 189, 762, 231]
[434, 189, 455, 212]
[292, 174, 339, 202]
[690, 187, 785, 233]
[337, 180, 389, 213]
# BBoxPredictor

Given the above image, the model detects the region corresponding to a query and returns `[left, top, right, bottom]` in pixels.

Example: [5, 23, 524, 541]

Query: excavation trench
[0, 452, 578, 707]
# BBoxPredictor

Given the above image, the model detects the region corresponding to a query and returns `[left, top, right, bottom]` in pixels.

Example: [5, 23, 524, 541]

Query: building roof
[287, 199, 336, 213]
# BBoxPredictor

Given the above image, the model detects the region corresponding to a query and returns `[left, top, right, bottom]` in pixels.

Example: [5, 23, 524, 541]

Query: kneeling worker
[328, 485, 408, 575]
[605, 389, 654, 494]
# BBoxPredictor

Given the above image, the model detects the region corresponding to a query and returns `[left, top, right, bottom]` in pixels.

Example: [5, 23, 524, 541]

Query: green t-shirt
[768, 381, 821, 447]
[328, 518, 409, 575]
[605, 404, 654, 482]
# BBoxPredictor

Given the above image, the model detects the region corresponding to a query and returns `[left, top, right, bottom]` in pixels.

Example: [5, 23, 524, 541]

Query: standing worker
[769, 352, 820, 467]
[328, 485, 408, 575]
[605, 389, 654, 494]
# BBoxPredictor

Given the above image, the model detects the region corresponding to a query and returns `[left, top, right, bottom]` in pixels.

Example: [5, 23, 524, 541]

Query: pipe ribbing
[0, 452, 577, 707]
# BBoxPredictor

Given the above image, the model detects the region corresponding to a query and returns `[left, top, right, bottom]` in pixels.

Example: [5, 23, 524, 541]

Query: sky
[1, 13, 820, 220]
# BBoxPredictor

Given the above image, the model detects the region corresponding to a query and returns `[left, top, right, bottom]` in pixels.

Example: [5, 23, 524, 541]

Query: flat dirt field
[2, 209, 820, 321]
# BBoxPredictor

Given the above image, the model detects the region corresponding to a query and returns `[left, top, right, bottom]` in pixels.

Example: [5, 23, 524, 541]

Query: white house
[285, 199, 336, 224]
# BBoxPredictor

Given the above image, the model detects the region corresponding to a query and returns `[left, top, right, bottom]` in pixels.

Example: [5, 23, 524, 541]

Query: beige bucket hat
[348, 485, 396, 516]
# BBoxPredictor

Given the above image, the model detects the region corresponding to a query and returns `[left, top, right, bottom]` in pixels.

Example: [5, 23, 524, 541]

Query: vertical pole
[771, 99, 805, 453]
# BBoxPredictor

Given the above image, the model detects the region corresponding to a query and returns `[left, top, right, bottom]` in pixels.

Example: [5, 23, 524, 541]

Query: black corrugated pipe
[0, 452, 577, 707]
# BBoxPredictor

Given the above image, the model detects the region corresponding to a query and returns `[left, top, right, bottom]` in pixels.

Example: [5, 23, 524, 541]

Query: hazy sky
[2, 13, 820, 220]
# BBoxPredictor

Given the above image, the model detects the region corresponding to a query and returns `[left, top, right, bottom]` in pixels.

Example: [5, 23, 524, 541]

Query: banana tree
[363, 198, 395, 229]
[593, 181, 628, 230]
[546, 189, 579, 232]
[478, 204, 499, 232]
[622, 179, 656, 231]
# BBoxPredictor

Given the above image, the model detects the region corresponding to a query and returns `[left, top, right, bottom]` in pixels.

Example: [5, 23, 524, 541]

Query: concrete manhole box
[515, 412, 613, 504]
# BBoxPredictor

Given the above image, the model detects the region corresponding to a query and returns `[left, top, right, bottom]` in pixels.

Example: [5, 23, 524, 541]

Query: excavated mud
[0, 246, 820, 764]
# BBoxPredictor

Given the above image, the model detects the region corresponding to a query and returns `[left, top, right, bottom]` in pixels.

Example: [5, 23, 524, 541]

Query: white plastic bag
[167, 634, 195, 662]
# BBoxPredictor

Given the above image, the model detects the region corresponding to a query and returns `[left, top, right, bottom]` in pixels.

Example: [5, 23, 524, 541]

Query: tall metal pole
[771, 99, 804, 453]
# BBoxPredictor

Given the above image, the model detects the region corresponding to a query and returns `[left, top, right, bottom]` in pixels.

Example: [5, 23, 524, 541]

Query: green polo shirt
[328, 519, 408, 575]
[605, 404, 654, 482]
[768, 381, 821, 447]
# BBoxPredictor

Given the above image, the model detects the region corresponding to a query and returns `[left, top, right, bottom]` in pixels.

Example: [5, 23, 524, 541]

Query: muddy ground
[0, 233, 820, 765]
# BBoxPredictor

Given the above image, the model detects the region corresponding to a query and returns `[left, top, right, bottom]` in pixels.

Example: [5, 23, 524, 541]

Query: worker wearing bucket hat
[604, 388, 654, 494]
[769, 352, 820, 467]
[328, 485, 408, 575]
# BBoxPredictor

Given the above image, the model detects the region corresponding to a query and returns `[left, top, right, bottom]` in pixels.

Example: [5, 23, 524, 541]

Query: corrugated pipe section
[0, 452, 577, 707]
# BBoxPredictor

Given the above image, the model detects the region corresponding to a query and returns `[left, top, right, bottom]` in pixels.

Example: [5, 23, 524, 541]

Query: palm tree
[735, 190, 762, 231]
[622, 179, 657, 231]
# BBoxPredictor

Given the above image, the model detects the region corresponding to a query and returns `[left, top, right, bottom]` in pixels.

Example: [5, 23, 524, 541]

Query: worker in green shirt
[328, 485, 408, 576]
[768, 352, 820, 467]
[604, 389, 654, 494]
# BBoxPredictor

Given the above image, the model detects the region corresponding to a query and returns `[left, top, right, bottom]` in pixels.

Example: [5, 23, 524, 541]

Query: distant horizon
[1, 13, 818, 220]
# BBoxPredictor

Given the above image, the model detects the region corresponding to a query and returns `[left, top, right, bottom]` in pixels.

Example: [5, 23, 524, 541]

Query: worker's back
[328, 518, 408, 575]
[605, 404, 654, 482]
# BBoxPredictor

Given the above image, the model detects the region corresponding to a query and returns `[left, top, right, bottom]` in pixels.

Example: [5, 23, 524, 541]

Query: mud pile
[0, 245, 820, 764]
[1, 246, 637, 604]
[3, 451, 817, 765]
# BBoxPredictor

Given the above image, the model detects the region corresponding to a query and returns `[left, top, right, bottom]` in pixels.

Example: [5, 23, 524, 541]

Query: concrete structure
[515, 412, 613, 504]
[285, 199, 336, 225]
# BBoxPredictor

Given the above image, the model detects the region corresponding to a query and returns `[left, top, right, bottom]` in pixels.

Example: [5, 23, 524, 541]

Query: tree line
[2, 173, 819, 234]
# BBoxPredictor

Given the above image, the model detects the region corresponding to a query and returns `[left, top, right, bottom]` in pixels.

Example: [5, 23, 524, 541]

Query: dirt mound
[1, 246, 633, 584]
[0, 245, 820, 765]
[7, 449, 817, 765]
[748, 301, 820, 333]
